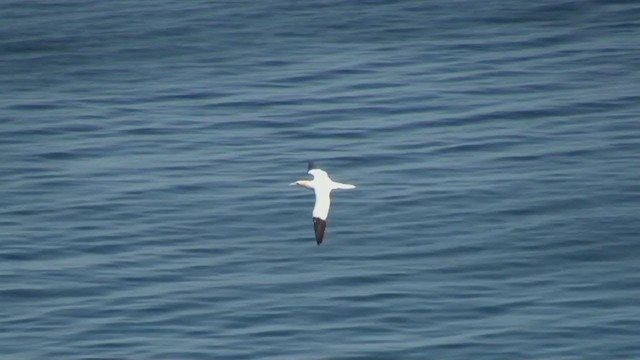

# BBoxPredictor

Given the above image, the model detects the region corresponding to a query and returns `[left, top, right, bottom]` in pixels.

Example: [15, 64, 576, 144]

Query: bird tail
[332, 182, 356, 190]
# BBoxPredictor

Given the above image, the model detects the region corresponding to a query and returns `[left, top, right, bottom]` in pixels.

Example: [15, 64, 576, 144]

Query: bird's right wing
[312, 188, 331, 220]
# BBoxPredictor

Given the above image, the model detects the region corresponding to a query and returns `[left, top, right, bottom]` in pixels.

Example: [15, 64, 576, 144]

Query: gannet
[290, 162, 356, 245]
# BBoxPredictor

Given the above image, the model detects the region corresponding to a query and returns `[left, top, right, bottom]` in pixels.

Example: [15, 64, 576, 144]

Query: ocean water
[2, 1, 640, 358]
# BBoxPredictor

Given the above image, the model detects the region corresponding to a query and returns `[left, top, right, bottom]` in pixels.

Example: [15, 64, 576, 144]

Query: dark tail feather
[313, 217, 326, 245]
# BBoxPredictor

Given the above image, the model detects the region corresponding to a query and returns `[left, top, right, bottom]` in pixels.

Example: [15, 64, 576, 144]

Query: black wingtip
[313, 217, 326, 245]
[308, 161, 318, 171]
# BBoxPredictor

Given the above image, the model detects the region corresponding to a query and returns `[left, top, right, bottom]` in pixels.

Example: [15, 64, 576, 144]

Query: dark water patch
[0, 285, 107, 302]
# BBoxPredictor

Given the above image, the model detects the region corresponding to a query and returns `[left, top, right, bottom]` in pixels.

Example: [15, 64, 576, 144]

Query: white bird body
[291, 163, 355, 245]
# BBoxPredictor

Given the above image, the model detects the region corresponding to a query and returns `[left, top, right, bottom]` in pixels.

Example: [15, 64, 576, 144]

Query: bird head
[290, 179, 313, 188]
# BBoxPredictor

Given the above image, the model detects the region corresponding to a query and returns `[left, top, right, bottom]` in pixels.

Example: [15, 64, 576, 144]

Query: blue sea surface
[2, 1, 640, 359]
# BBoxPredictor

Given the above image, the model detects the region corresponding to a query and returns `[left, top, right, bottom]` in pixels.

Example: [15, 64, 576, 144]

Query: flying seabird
[290, 162, 356, 245]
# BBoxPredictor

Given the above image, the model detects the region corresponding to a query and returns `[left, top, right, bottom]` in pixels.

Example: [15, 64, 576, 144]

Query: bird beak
[289, 182, 297, 186]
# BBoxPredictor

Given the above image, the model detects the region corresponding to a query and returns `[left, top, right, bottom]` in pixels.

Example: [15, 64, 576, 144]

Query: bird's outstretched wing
[313, 217, 327, 245]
